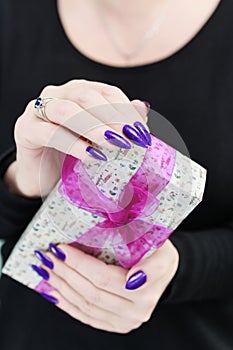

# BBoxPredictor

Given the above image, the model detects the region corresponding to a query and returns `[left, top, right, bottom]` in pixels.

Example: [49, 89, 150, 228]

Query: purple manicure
[143, 101, 151, 112]
[134, 121, 152, 146]
[104, 130, 131, 149]
[122, 124, 148, 148]
[125, 270, 147, 290]
[49, 243, 66, 261]
[30, 264, 50, 280]
[86, 146, 107, 161]
[40, 292, 59, 304]
[34, 250, 54, 269]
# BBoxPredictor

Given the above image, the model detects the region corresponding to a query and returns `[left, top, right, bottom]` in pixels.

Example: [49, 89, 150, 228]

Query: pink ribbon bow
[60, 136, 176, 268]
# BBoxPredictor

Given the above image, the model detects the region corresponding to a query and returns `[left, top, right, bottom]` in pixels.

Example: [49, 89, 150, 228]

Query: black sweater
[0, 1, 233, 349]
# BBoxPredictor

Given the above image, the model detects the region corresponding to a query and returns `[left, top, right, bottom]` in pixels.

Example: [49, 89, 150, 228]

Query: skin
[3, 0, 221, 334]
[57, 0, 221, 67]
[41, 240, 179, 334]
[6, 80, 149, 197]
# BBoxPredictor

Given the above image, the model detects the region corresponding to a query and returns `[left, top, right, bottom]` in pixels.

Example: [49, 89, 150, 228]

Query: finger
[65, 85, 147, 134]
[46, 290, 116, 332]
[101, 88, 150, 132]
[32, 99, 130, 151]
[35, 121, 95, 162]
[43, 81, 150, 133]
[42, 249, 133, 310]
[41, 266, 123, 320]
[46, 245, 132, 298]
[83, 81, 150, 127]
[125, 240, 176, 294]
[17, 114, 101, 162]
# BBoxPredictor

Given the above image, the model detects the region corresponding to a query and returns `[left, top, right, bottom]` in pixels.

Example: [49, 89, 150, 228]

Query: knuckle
[52, 100, 77, 121]
[25, 100, 36, 113]
[132, 311, 148, 324]
[130, 321, 143, 332]
[141, 300, 157, 322]
[141, 310, 153, 323]
[103, 84, 123, 96]
[59, 267, 70, 284]
[41, 84, 57, 96]
[70, 259, 79, 273]
[86, 290, 101, 306]
[66, 79, 87, 87]
[129, 301, 155, 324]
[143, 292, 159, 308]
[93, 273, 110, 289]
[132, 321, 144, 331]
[56, 278, 68, 294]
[75, 86, 96, 104]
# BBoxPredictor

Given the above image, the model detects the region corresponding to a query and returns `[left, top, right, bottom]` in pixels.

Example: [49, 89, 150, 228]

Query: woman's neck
[57, 0, 221, 67]
[67, 0, 166, 28]
[97, 0, 165, 21]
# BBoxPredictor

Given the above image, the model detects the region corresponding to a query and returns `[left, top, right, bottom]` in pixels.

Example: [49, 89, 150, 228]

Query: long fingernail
[49, 243, 66, 261]
[133, 121, 152, 146]
[30, 264, 50, 280]
[104, 130, 131, 149]
[86, 146, 107, 161]
[143, 101, 150, 112]
[122, 125, 148, 148]
[34, 250, 54, 269]
[40, 292, 59, 304]
[125, 270, 147, 290]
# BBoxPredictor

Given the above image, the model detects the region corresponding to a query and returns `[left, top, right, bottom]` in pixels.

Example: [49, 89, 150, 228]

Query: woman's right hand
[6, 79, 149, 198]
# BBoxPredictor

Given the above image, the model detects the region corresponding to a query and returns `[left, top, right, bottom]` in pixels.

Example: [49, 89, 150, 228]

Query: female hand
[34, 239, 179, 334]
[6, 79, 149, 197]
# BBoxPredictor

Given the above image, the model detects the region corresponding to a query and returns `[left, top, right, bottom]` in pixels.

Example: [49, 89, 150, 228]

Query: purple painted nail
[86, 146, 107, 161]
[104, 130, 131, 149]
[30, 264, 50, 280]
[143, 101, 151, 112]
[49, 243, 66, 261]
[134, 121, 152, 146]
[125, 270, 147, 290]
[40, 292, 59, 304]
[122, 125, 148, 148]
[34, 250, 54, 269]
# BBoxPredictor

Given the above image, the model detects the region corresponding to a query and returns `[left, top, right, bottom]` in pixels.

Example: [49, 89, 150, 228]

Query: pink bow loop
[60, 135, 176, 267]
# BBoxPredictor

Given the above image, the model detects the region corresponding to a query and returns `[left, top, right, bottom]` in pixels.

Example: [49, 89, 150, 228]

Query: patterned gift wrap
[2, 134, 206, 293]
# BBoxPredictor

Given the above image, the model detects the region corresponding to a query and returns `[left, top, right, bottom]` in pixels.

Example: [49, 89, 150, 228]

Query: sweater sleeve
[160, 223, 233, 303]
[0, 147, 42, 239]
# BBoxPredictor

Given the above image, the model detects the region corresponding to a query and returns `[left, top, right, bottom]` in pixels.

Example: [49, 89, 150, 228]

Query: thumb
[125, 258, 149, 291]
[125, 240, 177, 291]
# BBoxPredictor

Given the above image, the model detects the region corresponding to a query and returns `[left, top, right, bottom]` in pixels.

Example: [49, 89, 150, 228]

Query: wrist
[3, 161, 24, 196]
[3, 161, 40, 199]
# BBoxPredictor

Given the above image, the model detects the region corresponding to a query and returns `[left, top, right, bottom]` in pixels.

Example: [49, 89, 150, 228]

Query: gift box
[2, 134, 206, 294]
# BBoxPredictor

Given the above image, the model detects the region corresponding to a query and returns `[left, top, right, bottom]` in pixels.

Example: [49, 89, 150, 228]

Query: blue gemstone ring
[34, 97, 57, 122]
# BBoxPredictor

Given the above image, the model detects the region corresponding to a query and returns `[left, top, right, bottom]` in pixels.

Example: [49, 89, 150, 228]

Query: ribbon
[60, 136, 176, 268]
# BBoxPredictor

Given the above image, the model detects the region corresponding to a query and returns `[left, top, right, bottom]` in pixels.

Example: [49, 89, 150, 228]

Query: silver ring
[34, 97, 57, 122]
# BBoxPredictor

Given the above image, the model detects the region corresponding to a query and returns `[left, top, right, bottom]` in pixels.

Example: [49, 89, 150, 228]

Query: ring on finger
[34, 97, 58, 122]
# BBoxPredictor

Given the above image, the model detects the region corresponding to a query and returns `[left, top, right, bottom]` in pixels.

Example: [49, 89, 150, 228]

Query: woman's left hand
[37, 239, 179, 334]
